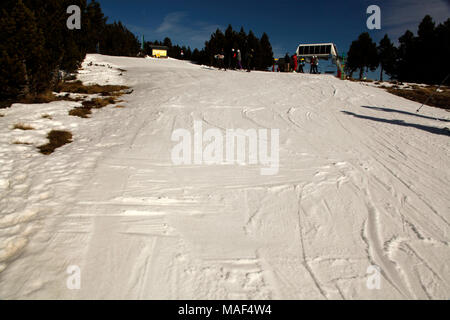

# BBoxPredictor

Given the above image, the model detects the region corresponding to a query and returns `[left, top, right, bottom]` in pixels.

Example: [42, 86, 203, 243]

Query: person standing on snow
[229, 48, 236, 70]
[237, 49, 243, 70]
[284, 53, 291, 72]
[313, 56, 319, 74]
[299, 58, 305, 73]
[216, 48, 226, 71]
[293, 54, 298, 73]
[246, 49, 254, 72]
[310, 56, 315, 74]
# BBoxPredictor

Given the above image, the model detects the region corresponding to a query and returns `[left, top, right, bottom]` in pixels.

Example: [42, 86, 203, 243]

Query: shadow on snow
[342, 110, 450, 137]
[360, 105, 450, 123]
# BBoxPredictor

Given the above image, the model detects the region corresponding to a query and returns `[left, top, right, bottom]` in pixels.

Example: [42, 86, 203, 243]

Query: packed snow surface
[0, 54, 449, 299]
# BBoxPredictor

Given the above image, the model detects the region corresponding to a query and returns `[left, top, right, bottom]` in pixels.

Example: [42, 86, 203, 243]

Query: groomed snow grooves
[0, 54, 449, 299]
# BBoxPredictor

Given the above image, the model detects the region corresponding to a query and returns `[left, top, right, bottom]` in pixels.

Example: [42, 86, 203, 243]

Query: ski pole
[416, 73, 450, 113]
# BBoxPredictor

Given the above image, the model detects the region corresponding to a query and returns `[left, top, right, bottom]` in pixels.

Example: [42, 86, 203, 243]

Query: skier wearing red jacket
[293, 54, 298, 73]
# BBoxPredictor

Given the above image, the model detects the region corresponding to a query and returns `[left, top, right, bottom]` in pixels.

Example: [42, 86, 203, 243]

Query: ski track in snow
[0, 54, 449, 299]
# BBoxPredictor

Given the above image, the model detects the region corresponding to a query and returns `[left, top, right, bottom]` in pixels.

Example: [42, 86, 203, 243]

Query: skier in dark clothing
[246, 49, 254, 72]
[298, 58, 305, 73]
[232, 48, 238, 69]
[284, 53, 291, 72]
[229, 48, 237, 70]
[310, 56, 315, 74]
[215, 49, 226, 70]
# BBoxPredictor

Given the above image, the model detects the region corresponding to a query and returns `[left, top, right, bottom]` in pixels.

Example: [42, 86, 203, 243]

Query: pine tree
[395, 30, 416, 82]
[246, 30, 260, 70]
[346, 32, 378, 79]
[85, 0, 107, 53]
[435, 18, 450, 85]
[224, 25, 235, 50]
[0, 0, 47, 99]
[163, 37, 173, 48]
[377, 34, 396, 81]
[205, 28, 226, 66]
[416, 15, 436, 83]
[100, 21, 140, 57]
[259, 33, 274, 70]
[185, 46, 192, 60]
[23, 0, 87, 79]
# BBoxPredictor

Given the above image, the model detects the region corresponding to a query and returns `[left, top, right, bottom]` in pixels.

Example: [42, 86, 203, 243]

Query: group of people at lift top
[214, 48, 255, 72]
[278, 54, 319, 74]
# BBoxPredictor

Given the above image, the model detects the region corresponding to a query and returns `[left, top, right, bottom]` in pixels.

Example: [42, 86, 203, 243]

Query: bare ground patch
[62, 80, 133, 118]
[13, 123, 34, 130]
[0, 91, 82, 109]
[69, 107, 92, 118]
[13, 141, 32, 145]
[55, 80, 129, 96]
[386, 86, 450, 110]
[69, 97, 119, 118]
[1, 80, 131, 109]
[38, 130, 73, 155]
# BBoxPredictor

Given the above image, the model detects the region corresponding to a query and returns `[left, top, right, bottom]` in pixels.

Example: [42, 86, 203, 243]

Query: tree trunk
[380, 66, 384, 82]
[359, 68, 364, 80]
[50, 56, 64, 90]
[50, 66, 60, 89]
[21, 60, 30, 97]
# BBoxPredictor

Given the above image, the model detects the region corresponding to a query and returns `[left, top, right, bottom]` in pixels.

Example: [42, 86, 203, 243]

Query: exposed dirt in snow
[0, 54, 449, 299]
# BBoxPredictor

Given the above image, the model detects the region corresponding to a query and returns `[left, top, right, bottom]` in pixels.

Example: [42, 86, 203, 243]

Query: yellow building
[150, 45, 169, 58]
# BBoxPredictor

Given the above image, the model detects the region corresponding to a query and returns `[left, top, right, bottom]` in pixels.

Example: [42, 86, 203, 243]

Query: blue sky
[97, 0, 449, 77]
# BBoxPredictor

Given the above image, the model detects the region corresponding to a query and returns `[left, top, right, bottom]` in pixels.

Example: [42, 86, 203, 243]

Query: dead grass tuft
[70, 96, 118, 118]
[1, 91, 82, 108]
[24, 91, 82, 103]
[1, 81, 131, 109]
[41, 114, 52, 119]
[13, 123, 34, 130]
[30, 91, 62, 103]
[13, 141, 32, 145]
[82, 97, 116, 109]
[38, 130, 73, 155]
[69, 107, 92, 118]
[55, 80, 129, 95]
[115, 105, 126, 108]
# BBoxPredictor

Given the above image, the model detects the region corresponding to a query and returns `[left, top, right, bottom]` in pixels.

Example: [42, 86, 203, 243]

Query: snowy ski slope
[0, 54, 449, 299]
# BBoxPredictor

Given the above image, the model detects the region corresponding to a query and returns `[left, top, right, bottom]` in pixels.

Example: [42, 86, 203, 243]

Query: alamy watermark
[366, 265, 381, 290]
[66, 5, 81, 30]
[366, 5, 381, 30]
[171, 121, 279, 175]
[66, 265, 81, 290]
